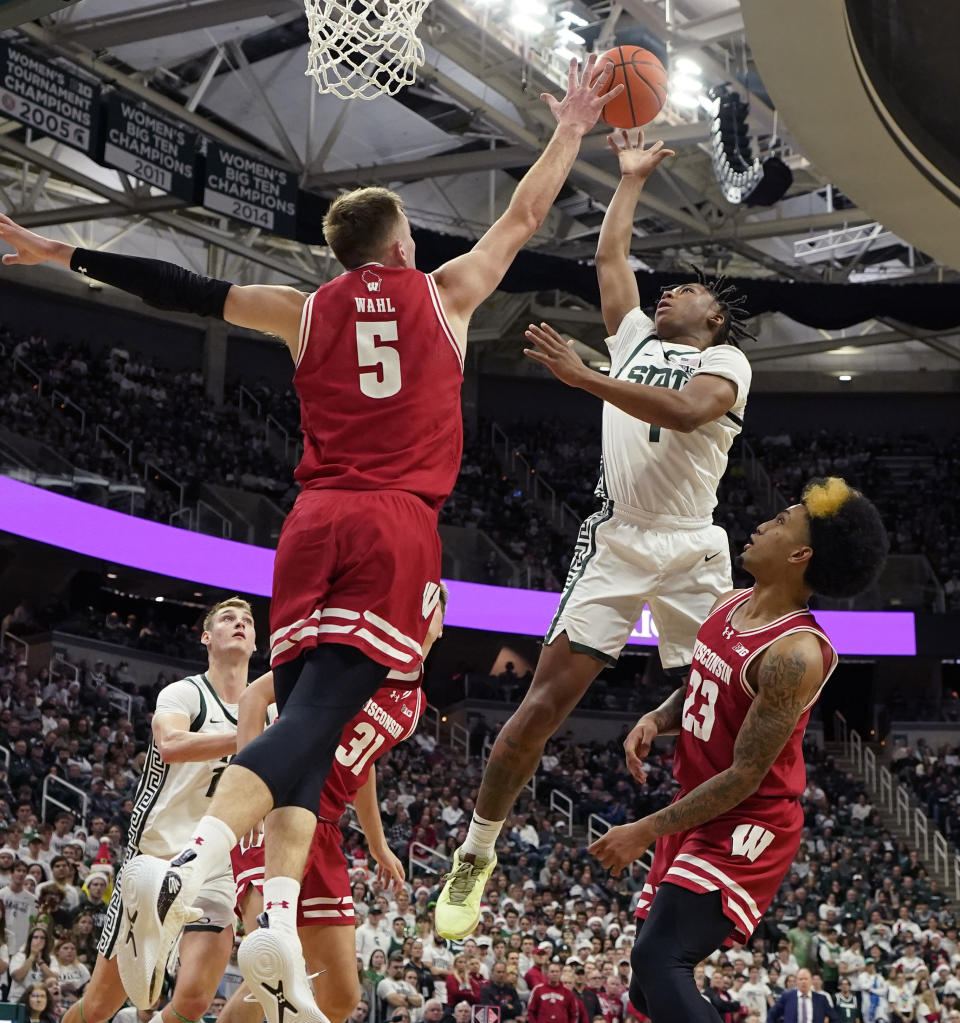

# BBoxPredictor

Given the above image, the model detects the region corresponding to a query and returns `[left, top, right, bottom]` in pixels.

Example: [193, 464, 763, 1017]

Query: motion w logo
[730, 823, 775, 862]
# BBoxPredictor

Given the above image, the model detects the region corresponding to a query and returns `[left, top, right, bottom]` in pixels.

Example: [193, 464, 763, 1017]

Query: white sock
[174, 815, 237, 883]
[461, 812, 504, 860]
[263, 876, 301, 932]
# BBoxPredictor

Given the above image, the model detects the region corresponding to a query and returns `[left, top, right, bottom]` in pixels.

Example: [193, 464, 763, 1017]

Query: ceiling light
[558, 26, 585, 44]
[838, 374, 852, 382]
[672, 74, 702, 95]
[554, 45, 578, 60]
[155, 595, 165, 602]
[669, 91, 700, 109]
[674, 56, 702, 76]
[558, 9, 587, 26]
[511, 11, 546, 32]
[106, 572, 117, 579]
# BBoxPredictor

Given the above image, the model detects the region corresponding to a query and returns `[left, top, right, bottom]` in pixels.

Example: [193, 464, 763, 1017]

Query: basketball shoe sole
[117, 855, 202, 1008]
[238, 922, 331, 1023]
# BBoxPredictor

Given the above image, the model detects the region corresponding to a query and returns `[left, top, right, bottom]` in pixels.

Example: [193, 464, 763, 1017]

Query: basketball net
[303, 0, 431, 100]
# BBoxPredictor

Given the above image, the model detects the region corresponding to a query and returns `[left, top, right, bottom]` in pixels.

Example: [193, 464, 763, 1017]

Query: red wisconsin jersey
[673, 589, 838, 800]
[294, 264, 465, 511]
[317, 684, 424, 822]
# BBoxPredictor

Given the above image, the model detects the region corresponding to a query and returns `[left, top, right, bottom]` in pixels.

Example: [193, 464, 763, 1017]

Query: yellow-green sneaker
[435, 848, 498, 940]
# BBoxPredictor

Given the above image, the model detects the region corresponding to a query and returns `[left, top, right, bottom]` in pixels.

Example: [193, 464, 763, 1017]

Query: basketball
[594, 45, 668, 129]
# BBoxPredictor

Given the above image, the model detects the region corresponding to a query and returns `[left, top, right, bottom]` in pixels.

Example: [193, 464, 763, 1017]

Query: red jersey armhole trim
[737, 625, 839, 708]
[425, 273, 465, 373]
[295, 291, 317, 369]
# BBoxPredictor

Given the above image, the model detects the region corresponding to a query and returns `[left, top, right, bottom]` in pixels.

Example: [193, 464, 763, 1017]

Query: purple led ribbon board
[0, 476, 917, 656]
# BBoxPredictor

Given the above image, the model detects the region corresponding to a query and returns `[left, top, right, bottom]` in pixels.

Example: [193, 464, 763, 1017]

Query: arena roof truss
[0, 0, 957, 383]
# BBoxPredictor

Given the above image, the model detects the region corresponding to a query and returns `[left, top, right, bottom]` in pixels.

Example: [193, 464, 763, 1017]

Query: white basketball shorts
[544, 500, 733, 671]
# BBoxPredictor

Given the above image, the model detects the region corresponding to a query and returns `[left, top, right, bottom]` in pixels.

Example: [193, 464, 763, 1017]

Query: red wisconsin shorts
[229, 823, 353, 928]
[231, 841, 265, 918]
[300, 820, 354, 927]
[636, 795, 803, 946]
[269, 489, 442, 674]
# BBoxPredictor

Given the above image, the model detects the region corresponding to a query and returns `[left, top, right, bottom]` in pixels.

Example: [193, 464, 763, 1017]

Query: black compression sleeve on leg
[69, 248, 232, 318]
[630, 883, 735, 1023]
[233, 644, 388, 809]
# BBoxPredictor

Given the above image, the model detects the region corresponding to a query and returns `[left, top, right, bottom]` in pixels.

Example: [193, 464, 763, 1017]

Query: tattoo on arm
[649, 648, 812, 838]
[651, 686, 686, 734]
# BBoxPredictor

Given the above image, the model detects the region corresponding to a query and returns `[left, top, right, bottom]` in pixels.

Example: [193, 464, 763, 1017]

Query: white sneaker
[238, 917, 331, 1023]
[117, 854, 202, 1009]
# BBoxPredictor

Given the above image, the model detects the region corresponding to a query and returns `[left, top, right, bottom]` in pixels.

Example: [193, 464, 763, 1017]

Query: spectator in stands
[9, 928, 59, 1001]
[481, 960, 522, 1019]
[1, 860, 38, 952]
[377, 955, 423, 1020]
[528, 962, 580, 1023]
[19, 983, 57, 1023]
[446, 955, 481, 1006]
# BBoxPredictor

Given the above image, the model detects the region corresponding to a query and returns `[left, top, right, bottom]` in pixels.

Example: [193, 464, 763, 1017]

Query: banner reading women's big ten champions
[203, 142, 297, 238]
[0, 38, 99, 155]
[102, 91, 201, 202]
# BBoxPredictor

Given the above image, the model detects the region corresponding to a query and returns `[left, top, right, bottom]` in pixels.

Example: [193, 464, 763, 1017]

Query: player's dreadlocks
[689, 263, 758, 347]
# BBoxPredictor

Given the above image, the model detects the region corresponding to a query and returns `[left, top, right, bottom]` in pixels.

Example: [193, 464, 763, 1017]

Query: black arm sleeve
[69, 248, 233, 319]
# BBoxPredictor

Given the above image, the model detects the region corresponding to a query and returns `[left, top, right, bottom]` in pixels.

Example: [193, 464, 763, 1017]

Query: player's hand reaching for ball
[623, 714, 659, 782]
[0, 213, 73, 267]
[523, 321, 589, 387]
[542, 54, 624, 136]
[589, 819, 656, 875]
[607, 129, 675, 181]
[372, 843, 406, 891]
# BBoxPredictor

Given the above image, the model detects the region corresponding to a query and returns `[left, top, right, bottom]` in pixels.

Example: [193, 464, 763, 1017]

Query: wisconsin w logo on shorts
[730, 824, 775, 862]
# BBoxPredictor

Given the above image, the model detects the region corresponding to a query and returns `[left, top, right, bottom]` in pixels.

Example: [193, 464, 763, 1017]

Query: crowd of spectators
[890, 740, 960, 844]
[758, 430, 960, 601]
[6, 324, 960, 605]
[0, 331, 296, 524]
[1, 611, 960, 1023]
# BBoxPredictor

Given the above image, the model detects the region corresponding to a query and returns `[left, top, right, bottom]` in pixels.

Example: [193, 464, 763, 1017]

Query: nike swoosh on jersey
[704, 552, 722, 561]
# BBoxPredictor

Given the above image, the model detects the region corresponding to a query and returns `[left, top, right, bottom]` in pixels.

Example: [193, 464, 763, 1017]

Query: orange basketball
[594, 46, 667, 129]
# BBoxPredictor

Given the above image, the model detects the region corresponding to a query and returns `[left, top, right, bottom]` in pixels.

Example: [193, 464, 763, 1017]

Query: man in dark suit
[768, 969, 838, 1023]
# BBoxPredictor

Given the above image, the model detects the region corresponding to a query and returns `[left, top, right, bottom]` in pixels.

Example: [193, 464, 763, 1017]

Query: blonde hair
[203, 597, 253, 633]
[322, 187, 406, 270]
[801, 476, 860, 519]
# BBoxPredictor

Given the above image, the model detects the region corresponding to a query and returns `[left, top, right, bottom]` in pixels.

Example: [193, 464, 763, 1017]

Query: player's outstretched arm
[0, 213, 306, 351]
[524, 321, 736, 431]
[353, 769, 405, 891]
[590, 630, 825, 873]
[595, 130, 674, 335]
[153, 711, 237, 764]
[432, 56, 621, 335]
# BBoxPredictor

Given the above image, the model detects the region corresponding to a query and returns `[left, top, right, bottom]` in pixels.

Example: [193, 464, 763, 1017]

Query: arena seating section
[2, 633, 960, 1023]
[4, 327, 959, 604]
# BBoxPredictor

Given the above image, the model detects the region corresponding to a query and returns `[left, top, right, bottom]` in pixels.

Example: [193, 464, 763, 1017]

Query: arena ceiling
[0, 0, 959, 387]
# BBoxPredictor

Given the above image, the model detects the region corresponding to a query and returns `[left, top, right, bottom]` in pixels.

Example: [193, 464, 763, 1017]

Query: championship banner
[102, 91, 201, 201]
[0, 37, 99, 155]
[203, 141, 298, 237]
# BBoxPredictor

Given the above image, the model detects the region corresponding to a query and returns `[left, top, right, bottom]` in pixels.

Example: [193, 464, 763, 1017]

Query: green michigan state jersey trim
[546, 502, 614, 641]
[568, 640, 617, 666]
[613, 335, 657, 378]
[199, 673, 238, 725]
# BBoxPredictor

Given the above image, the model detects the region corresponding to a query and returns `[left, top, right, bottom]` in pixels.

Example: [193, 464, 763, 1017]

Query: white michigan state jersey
[597, 306, 752, 521]
[127, 675, 237, 859]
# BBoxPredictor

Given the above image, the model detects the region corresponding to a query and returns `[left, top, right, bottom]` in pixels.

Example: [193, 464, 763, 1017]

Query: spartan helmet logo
[362, 269, 382, 293]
